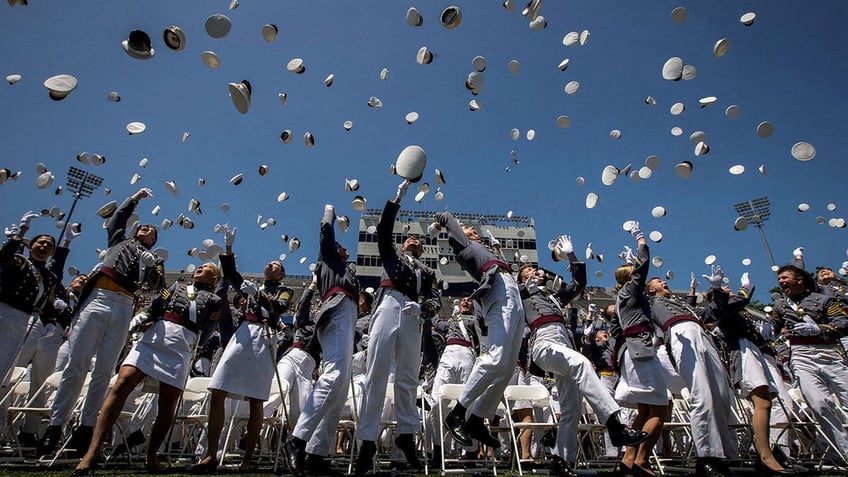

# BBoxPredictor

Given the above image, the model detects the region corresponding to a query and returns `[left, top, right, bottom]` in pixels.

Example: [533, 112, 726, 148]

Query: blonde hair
[614, 264, 635, 290]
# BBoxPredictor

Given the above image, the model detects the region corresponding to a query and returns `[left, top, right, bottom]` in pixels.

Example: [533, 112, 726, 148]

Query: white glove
[139, 250, 157, 268]
[129, 313, 147, 331]
[793, 246, 804, 258]
[557, 235, 574, 255]
[19, 210, 39, 229]
[585, 242, 594, 260]
[53, 298, 68, 310]
[702, 265, 724, 289]
[42, 323, 57, 338]
[622, 245, 636, 264]
[740, 272, 751, 289]
[789, 322, 821, 337]
[629, 221, 644, 241]
[486, 230, 500, 248]
[427, 223, 441, 237]
[311, 271, 318, 286]
[65, 224, 82, 243]
[4, 224, 19, 237]
[396, 180, 410, 202]
[240, 280, 259, 297]
[324, 204, 335, 214]
[690, 272, 700, 289]
[222, 224, 237, 247]
[587, 303, 597, 313]
[758, 321, 774, 341]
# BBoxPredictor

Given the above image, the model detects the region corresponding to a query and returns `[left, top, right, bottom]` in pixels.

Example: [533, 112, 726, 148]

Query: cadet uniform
[649, 289, 738, 462]
[46, 195, 164, 448]
[211, 254, 293, 401]
[611, 243, 668, 407]
[289, 206, 360, 467]
[358, 201, 440, 449]
[125, 281, 222, 390]
[264, 286, 320, 430]
[521, 263, 625, 462]
[776, 289, 848, 462]
[0, 234, 67, 439]
[436, 211, 524, 428]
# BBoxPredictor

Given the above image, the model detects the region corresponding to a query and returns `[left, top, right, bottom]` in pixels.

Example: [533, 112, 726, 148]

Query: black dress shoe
[285, 438, 307, 477]
[112, 429, 146, 456]
[305, 453, 341, 476]
[38, 425, 63, 457]
[754, 460, 797, 476]
[394, 433, 423, 470]
[606, 413, 649, 447]
[541, 429, 557, 448]
[464, 415, 500, 448]
[354, 440, 376, 477]
[551, 456, 578, 477]
[444, 413, 473, 447]
[68, 425, 94, 455]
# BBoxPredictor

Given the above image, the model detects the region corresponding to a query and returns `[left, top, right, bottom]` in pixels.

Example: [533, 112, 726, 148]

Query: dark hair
[30, 234, 56, 249]
[359, 290, 374, 308]
[134, 224, 158, 246]
[776, 264, 816, 292]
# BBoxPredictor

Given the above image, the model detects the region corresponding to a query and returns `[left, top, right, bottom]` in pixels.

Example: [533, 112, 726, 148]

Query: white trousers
[51, 289, 134, 427]
[790, 344, 848, 462]
[0, 303, 32, 437]
[460, 273, 524, 418]
[358, 289, 422, 439]
[292, 297, 355, 456]
[263, 347, 316, 430]
[17, 317, 64, 434]
[426, 344, 475, 448]
[532, 323, 620, 461]
[668, 321, 737, 459]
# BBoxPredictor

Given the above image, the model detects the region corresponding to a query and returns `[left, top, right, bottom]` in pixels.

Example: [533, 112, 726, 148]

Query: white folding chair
[501, 384, 559, 475]
[435, 383, 495, 475]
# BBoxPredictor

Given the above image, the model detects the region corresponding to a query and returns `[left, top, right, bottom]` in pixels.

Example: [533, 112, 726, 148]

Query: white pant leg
[79, 296, 134, 426]
[669, 322, 737, 459]
[462, 274, 524, 418]
[293, 298, 355, 447]
[394, 299, 422, 435]
[55, 340, 71, 373]
[357, 291, 402, 440]
[21, 325, 64, 434]
[15, 316, 41, 370]
[50, 292, 112, 426]
[791, 346, 848, 462]
[426, 345, 475, 449]
[0, 303, 31, 388]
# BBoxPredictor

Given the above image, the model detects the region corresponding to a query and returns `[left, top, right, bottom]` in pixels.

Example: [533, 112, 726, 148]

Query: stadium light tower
[734, 197, 777, 268]
[59, 166, 104, 243]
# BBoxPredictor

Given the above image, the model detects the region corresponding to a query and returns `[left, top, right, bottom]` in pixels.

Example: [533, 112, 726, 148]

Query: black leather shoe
[695, 458, 731, 477]
[606, 413, 649, 447]
[68, 425, 94, 455]
[394, 433, 423, 470]
[444, 413, 473, 447]
[305, 453, 341, 476]
[38, 425, 63, 457]
[429, 445, 442, 468]
[112, 429, 146, 456]
[754, 460, 797, 476]
[285, 438, 306, 477]
[354, 440, 376, 477]
[465, 415, 500, 449]
[188, 459, 218, 475]
[18, 431, 39, 448]
[551, 456, 578, 477]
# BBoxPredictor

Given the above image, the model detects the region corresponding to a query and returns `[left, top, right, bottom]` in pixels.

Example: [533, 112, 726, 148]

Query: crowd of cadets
[1, 186, 847, 477]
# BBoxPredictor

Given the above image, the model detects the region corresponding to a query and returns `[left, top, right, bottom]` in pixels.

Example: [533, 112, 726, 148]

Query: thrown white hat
[122, 30, 154, 60]
[163, 26, 186, 51]
[205, 14, 232, 38]
[43, 74, 77, 100]
[395, 145, 427, 182]
[228, 80, 251, 114]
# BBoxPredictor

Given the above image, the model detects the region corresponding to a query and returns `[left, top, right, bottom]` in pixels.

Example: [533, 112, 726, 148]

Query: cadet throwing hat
[395, 145, 427, 182]
[43, 74, 78, 100]
[163, 26, 186, 51]
[122, 30, 154, 60]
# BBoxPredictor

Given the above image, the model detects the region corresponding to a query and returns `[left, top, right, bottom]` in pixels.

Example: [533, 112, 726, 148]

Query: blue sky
[1, 1, 846, 299]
